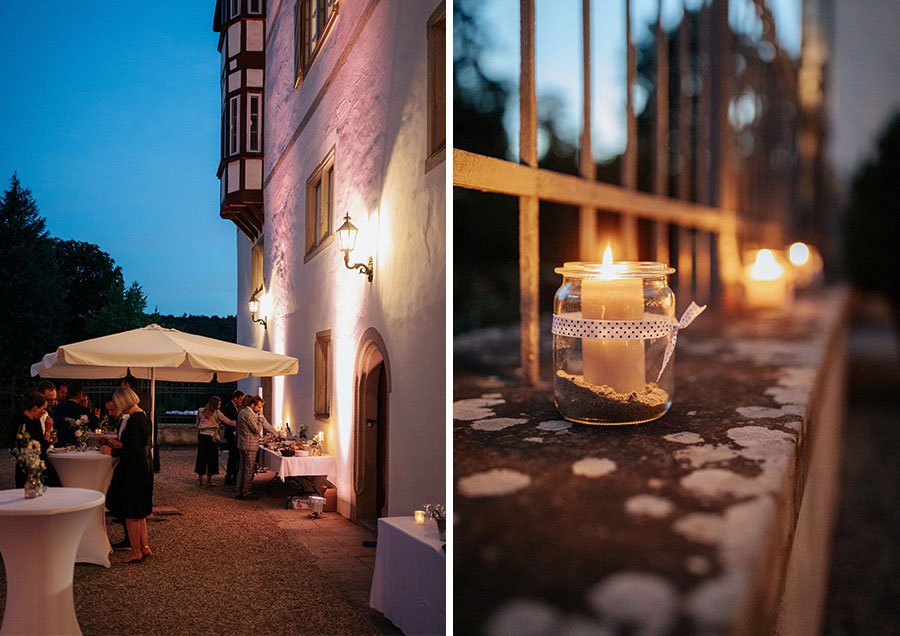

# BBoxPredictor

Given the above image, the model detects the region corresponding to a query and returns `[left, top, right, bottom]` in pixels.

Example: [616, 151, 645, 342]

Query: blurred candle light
[414, 510, 426, 524]
[744, 249, 791, 309]
[787, 242, 824, 288]
[788, 242, 810, 266]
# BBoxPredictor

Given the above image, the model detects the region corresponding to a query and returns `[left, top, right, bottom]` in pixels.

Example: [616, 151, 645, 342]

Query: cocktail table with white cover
[370, 516, 446, 635]
[0, 487, 105, 636]
[47, 448, 118, 567]
[257, 447, 337, 484]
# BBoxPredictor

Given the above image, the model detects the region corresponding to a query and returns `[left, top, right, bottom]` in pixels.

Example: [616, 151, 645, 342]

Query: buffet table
[257, 447, 336, 485]
[369, 516, 446, 635]
[0, 487, 105, 636]
[47, 449, 118, 567]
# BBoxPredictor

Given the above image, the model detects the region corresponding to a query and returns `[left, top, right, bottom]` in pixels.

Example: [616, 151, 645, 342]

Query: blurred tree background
[0, 173, 236, 443]
[844, 111, 900, 352]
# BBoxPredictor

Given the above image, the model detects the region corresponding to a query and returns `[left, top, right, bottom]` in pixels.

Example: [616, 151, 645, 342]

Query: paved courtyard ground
[0, 447, 401, 635]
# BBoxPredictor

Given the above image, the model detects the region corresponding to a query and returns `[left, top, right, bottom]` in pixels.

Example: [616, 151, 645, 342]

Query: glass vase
[24, 473, 43, 499]
[553, 261, 676, 425]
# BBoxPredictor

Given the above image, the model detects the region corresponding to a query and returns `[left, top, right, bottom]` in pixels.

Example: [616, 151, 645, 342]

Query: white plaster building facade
[215, 0, 445, 526]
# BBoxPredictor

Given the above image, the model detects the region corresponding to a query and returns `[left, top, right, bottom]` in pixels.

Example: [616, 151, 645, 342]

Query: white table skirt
[47, 449, 118, 567]
[257, 447, 336, 485]
[370, 516, 446, 635]
[0, 487, 105, 636]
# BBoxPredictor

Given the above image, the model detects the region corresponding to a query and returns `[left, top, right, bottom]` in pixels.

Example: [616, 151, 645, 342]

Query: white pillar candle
[581, 247, 646, 393]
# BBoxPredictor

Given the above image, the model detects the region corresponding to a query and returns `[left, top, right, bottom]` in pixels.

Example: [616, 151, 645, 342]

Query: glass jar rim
[554, 261, 675, 277]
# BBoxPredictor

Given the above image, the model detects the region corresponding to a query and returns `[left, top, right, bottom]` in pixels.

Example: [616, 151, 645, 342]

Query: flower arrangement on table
[11, 429, 47, 493]
[423, 503, 446, 541]
[308, 431, 325, 456]
[65, 414, 91, 449]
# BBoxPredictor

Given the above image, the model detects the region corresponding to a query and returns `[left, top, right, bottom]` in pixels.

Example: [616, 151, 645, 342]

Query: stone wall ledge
[453, 287, 851, 636]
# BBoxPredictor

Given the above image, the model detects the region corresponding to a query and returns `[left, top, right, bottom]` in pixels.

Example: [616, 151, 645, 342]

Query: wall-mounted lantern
[336, 213, 374, 282]
[248, 285, 268, 329]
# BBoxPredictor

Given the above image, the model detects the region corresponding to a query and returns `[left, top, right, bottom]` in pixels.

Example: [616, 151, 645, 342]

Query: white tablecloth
[47, 449, 118, 567]
[370, 516, 446, 635]
[257, 447, 336, 484]
[0, 487, 105, 636]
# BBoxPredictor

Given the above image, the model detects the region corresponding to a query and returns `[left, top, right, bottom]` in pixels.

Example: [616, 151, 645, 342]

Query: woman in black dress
[194, 396, 234, 487]
[12, 391, 52, 488]
[104, 386, 154, 563]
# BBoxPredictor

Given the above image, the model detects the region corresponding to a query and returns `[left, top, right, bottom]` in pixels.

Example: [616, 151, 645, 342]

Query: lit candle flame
[788, 242, 810, 266]
[602, 245, 613, 267]
[749, 249, 785, 281]
[600, 245, 617, 279]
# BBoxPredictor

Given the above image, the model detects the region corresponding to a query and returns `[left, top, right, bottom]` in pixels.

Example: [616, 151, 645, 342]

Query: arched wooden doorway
[351, 328, 391, 531]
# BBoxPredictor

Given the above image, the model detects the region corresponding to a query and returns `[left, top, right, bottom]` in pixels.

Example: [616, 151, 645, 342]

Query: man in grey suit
[234, 396, 280, 500]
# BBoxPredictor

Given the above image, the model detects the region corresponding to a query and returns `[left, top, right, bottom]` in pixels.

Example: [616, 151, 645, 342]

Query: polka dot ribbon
[551, 301, 707, 381]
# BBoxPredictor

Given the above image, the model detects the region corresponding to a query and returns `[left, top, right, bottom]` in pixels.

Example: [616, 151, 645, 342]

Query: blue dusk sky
[0, 2, 236, 317]
[468, 0, 801, 162]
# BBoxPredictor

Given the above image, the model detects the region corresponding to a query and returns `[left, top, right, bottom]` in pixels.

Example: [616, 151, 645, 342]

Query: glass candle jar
[552, 261, 676, 425]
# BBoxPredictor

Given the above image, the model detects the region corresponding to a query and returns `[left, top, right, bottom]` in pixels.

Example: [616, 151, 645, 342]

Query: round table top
[47, 449, 110, 461]
[0, 487, 105, 516]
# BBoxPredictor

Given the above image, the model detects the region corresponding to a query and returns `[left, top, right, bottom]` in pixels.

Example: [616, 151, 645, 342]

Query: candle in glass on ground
[581, 273, 646, 393]
[744, 249, 789, 309]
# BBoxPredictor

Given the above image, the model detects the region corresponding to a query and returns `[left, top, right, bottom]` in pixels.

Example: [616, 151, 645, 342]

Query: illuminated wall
[236, 0, 446, 519]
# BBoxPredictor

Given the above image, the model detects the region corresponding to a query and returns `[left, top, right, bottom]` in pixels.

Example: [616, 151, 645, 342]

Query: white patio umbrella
[30, 324, 299, 461]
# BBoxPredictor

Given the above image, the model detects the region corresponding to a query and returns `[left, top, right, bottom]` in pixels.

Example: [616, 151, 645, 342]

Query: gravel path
[0, 447, 389, 635]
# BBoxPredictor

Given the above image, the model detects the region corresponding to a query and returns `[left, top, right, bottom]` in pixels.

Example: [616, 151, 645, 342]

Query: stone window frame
[314, 330, 332, 421]
[294, 0, 339, 87]
[304, 147, 335, 260]
[425, 3, 446, 173]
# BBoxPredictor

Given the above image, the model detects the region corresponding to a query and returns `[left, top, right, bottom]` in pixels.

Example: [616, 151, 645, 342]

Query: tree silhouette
[844, 112, 900, 351]
[0, 174, 63, 377]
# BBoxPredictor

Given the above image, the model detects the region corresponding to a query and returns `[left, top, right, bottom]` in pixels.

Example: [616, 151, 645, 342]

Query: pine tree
[0, 174, 64, 378]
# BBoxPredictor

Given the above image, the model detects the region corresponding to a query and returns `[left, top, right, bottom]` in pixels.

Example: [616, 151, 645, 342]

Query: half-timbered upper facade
[214, 0, 266, 240]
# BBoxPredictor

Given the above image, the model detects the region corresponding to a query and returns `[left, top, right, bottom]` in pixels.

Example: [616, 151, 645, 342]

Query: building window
[228, 95, 240, 156]
[251, 239, 264, 295]
[427, 5, 446, 162]
[305, 148, 335, 258]
[230, 0, 241, 20]
[294, 0, 338, 86]
[247, 93, 262, 153]
[249, 0, 262, 15]
[314, 330, 331, 420]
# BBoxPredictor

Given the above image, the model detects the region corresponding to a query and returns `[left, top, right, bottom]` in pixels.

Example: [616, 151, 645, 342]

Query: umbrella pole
[150, 369, 156, 468]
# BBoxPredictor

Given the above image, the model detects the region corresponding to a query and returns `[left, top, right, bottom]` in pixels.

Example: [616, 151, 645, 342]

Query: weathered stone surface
[454, 290, 850, 635]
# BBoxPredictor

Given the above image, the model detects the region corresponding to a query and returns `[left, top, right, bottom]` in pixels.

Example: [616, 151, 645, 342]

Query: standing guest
[120, 376, 158, 472]
[35, 380, 58, 441]
[194, 396, 235, 487]
[219, 390, 244, 486]
[103, 386, 154, 563]
[12, 392, 53, 488]
[56, 383, 68, 403]
[52, 381, 97, 446]
[234, 396, 281, 500]
[102, 396, 130, 551]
